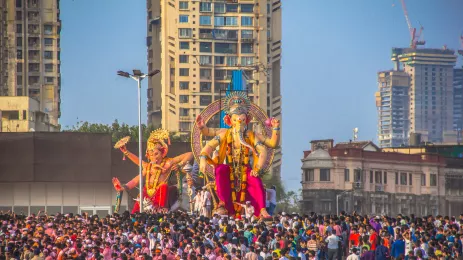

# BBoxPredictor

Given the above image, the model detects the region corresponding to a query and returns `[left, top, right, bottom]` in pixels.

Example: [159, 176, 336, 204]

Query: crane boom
[400, 0, 413, 36]
[398, 0, 425, 49]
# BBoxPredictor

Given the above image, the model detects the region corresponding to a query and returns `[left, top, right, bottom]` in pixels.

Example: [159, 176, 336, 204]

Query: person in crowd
[1, 210, 463, 260]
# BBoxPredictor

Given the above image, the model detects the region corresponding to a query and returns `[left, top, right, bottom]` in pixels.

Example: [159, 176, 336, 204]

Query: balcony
[199, 33, 213, 39]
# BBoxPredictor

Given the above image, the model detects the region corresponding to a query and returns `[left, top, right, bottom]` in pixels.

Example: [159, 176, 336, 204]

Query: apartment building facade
[146, 0, 282, 175]
[0, 0, 61, 130]
[301, 139, 463, 217]
[390, 48, 458, 144]
[376, 70, 410, 147]
[454, 68, 463, 135]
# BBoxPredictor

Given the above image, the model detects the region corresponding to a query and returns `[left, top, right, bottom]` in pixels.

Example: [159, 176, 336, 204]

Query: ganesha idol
[193, 92, 280, 219]
[112, 129, 193, 214]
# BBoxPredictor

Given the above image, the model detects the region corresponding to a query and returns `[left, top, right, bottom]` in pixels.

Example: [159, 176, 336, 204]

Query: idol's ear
[246, 115, 252, 124]
[224, 114, 232, 127]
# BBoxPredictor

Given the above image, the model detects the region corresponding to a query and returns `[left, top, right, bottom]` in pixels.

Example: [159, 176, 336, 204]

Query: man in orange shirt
[349, 228, 361, 249]
[369, 226, 378, 251]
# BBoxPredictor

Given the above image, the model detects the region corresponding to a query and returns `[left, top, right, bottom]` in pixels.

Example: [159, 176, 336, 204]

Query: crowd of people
[1, 208, 463, 260]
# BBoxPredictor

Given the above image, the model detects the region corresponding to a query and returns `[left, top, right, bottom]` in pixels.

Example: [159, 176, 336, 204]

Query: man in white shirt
[235, 201, 255, 220]
[346, 247, 360, 260]
[325, 231, 339, 260]
[266, 185, 277, 216]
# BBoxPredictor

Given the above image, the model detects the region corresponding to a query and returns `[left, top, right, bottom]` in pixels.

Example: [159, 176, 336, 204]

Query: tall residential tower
[377, 48, 458, 147]
[376, 70, 410, 147]
[0, 0, 61, 131]
[146, 0, 283, 175]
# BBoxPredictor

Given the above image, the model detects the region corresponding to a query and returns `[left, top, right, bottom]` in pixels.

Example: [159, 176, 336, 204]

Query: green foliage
[263, 173, 301, 214]
[63, 120, 190, 142]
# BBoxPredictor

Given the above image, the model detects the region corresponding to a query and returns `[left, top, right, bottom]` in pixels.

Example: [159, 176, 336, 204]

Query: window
[241, 43, 253, 53]
[44, 25, 53, 35]
[179, 28, 192, 38]
[400, 172, 407, 185]
[179, 1, 188, 10]
[44, 38, 53, 46]
[179, 95, 189, 103]
[240, 30, 253, 41]
[226, 4, 238, 12]
[200, 95, 212, 106]
[200, 82, 211, 92]
[226, 56, 238, 66]
[200, 15, 211, 25]
[395, 172, 398, 185]
[180, 108, 189, 116]
[200, 69, 212, 80]
[241, 4, 254, 13]
[179, 15, 189, 23]
[409, 173, 413, 186]
[215, 56, 225, 65]
[384, 172, 387, 184]
[214, 3, 225, 13]
[421, 174, 426, 186]
[370, 170, 373, 184]
[44, 51, 53, 59]
[214, 16, 238, 26]
[179, 81, 189, 90]
[16, 24, 22, 33]
[344, 169, 350, 182]
[200, 2, 212, 12]
[215, 82, 227, 92]
[241, 16, 253, 26]
[215, 43, 237, 54]
[200, 42, 212, 53]
[354, 169, 362, 182]
[17, 75, 22, 85]
[241, 56, 253, 66]
[179, 68, 189, 76]
[304, 169, 314, 182]
[179, 55, 188, 63]
[430, 174, 437, 186]
[214, 29, 238, 40]
[16, 37, 22, 47]
[199, 55, 212, 65]
[16, 11, 22, 20]
[45, 77, 54, 83]
[17, 63, 22, 73]
[180, 42, 190, 49]
[16, 0, 22, 7]
[320, 169, 330, 181]
[375, 171, 382, 184]
[147, 88, 153, 98]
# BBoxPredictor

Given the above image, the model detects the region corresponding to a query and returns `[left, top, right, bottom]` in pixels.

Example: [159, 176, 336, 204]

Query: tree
[262, 173, 302, 214]
[63, 120, 190, 142]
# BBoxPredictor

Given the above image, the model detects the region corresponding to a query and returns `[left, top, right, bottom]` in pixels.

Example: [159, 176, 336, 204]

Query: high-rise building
[390, 48, 458, 144]
[146, 0, 283, 175]
[0, 0, 61, 130]
[376, 70, 410, 147]
[454, 68, 463, 137]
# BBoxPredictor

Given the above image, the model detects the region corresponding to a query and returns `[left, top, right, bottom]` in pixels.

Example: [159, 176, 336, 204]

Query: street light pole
[336, 190, 352, 216]
[117, 69, 160, 214]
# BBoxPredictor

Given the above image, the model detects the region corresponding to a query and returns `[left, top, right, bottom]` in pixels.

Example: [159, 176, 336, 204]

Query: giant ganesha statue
[192, 92, 280, 219]
[112, 129, 194, 214]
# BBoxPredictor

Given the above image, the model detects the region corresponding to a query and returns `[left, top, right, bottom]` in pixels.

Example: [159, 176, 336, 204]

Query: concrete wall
[0, 132, 192, 215]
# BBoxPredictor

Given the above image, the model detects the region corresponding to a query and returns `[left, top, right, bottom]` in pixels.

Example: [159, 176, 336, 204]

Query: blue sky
[60, 0, 463, 190]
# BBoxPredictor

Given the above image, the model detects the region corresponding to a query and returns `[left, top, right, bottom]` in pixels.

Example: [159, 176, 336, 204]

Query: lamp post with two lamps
[116, 69, 160, 213]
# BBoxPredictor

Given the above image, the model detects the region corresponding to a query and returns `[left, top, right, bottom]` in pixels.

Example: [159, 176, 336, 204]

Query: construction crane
[399, 0, 425, 49]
